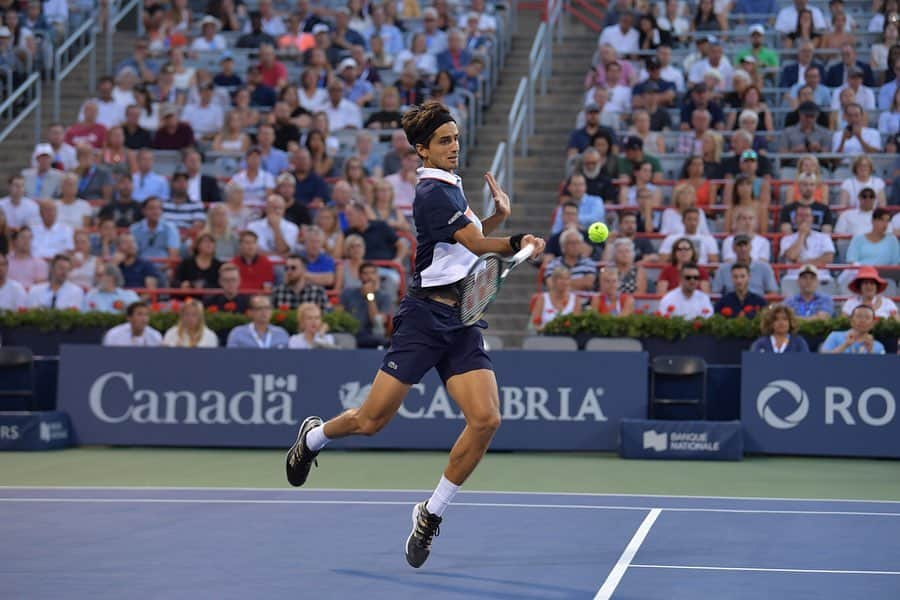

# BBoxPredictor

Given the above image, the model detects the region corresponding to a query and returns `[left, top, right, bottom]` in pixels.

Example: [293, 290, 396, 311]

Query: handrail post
[106, 0, 114, 74]
[34, 79, 41, 144]
[90, 25, 97, 92]
[53, 50, 60, 122]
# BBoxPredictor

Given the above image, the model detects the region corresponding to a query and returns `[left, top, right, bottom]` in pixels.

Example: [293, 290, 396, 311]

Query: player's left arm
[480, 172, 510, 236]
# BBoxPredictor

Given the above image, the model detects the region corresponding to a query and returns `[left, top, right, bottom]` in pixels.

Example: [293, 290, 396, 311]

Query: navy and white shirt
[412, 167, 481, 289]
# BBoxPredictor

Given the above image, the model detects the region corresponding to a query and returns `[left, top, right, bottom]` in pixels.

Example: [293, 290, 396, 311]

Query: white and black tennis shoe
[285, 416, 323, 487]
[405, 501, 442, 568]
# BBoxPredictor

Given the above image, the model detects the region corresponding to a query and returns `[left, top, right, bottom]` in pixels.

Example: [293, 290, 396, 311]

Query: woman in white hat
[191, 15, 226, 52]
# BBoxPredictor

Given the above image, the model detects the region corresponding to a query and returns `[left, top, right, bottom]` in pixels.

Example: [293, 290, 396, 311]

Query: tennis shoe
[405, 501, 442, 568]
[285, 416, 323, 487]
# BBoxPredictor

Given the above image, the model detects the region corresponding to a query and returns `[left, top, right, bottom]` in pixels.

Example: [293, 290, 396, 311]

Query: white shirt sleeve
[702, 236, 719, 260]
[659, 235, 677, 256]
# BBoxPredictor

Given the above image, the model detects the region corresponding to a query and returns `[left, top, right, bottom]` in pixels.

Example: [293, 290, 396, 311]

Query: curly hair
[401, 101, 455, 155]
[759, 303, 799, 336]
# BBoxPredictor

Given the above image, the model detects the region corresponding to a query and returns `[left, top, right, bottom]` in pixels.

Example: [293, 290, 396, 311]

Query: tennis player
[286, 101, 545, 568]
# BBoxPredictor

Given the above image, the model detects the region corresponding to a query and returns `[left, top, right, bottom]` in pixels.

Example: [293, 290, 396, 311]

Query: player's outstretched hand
[485, 172, 511, 219]
[521, 234, 546, 259]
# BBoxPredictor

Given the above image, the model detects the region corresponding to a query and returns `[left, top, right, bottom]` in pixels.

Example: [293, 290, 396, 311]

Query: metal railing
[506, 76, 530, 196]
[53, 16, 96, 122]
[107, 0, 145, 74]
[0, 72, 42, 146]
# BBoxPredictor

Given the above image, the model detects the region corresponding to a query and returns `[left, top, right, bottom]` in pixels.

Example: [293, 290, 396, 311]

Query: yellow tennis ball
[588, 222, 608, 243]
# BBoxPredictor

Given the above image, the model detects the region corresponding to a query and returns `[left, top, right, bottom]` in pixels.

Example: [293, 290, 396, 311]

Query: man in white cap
[338, 58, 374, 107]
[191, 15, 226, 52]
[22, 144, 64, 200]
[736, 24, 779, 68]
[35, 123, 77, 171]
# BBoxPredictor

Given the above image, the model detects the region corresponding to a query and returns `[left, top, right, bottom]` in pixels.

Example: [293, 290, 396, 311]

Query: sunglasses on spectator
[286, 265, 301, 271]
[861, 193, 875, 199]
[676, 246, 693, 251]
[683, 275, 700, 281]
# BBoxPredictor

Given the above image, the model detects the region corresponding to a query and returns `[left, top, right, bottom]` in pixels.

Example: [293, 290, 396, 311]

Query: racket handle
[512, 243, 535, 265]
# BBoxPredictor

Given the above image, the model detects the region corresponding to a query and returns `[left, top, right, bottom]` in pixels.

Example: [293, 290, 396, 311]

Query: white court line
[1, 486, 898, 505]
[594, 508, 662, 600]
[631, 564, 900, 576]
[1, 497, 898, 517]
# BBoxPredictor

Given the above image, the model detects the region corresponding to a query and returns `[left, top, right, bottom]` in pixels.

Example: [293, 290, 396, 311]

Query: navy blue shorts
[380, 296, 493, 385]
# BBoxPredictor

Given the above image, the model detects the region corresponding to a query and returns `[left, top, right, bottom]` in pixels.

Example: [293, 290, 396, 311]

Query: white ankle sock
[305, 425, 330, 452]
[425, 475, 460, 517]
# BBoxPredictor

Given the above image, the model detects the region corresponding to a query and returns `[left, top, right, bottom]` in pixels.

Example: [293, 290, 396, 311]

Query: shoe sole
[285, 416, 322, 487]
[404, 503, 423, 569]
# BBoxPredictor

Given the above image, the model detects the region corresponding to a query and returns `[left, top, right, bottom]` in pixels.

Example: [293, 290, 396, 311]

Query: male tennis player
[286, 101, 545, 568]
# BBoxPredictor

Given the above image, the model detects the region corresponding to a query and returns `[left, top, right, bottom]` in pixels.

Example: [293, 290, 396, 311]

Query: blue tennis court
[2, 487, 899, 599]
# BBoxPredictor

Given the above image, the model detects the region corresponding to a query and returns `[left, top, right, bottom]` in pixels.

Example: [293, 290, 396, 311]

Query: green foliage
[0, 307, 360, 335]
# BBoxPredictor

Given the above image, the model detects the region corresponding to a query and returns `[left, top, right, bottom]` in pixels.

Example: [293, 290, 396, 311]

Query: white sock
[425, 475, 460, 517]
[305, 425, 330, 452]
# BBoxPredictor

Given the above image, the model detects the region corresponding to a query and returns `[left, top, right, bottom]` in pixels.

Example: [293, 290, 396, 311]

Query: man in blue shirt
[715, 264, 768, 318]
[256, 125, 289, 176]
[132, 149, 170, 202]
[878, 57, 900, 110]
[291, 148, 330, 209]
[820, 305, 886, 354]
[129, 197, 180, 261]
[551, 174, 604, 234]
[785, 264, 834, 320]
[226, 294, 291, 349]
[301, 226, 336, 288]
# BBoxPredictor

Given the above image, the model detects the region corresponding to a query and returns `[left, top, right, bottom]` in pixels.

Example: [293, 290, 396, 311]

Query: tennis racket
[458, 244, 536, 326]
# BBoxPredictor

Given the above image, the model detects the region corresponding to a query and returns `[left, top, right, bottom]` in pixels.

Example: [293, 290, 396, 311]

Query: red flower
[206, 305, 219, 313]
[68, 307, 79, 312]
[653, 310, 662, 317]
[223, 301, 237, 312]
[692, 320, 703, 330]
[274, 312, 286, 323]
[150, 303, 161, 313]
[743, 305, 754, 314]
[666, 305, 675, 313]
[701, 308, 711, 315]
[17, 307, 27, 313]
[563, 319, 571, 328]
[635, 307, 644, 314]
[278, 304, 289, 311]
[170, 300, 181, 312]
[112, 300, 124, 310]
[721, 307, 733, 317]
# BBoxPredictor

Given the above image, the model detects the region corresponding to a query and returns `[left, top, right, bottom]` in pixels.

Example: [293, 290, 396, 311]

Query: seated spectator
[102, 301, 162, 347]
[130, 197, 180, 261]
[531, 266, 582, 331]
[100, 126, 135, 177]
[677, 109, 713, 155]
[779, 205, 836, 279]
[131, 149, 170, 202]
[301, 226, 336, 288]
[269, 253, 327, 314]
[0, 253, 26, 311]
[162, 173, 206, 230]
[602, 212, 656, 263]
[344, 202, 407, 291]
[783, 154, 828, 205]
[205, 263, 250, 314]
[721, 133, 775, 181]
[278, 14, 315, 55]
[152, 104, 195, 150]
[839, 155, 886, 208]
[847, 206, 898, 260]
[779, 101, 832, 155]
[546, 202, 603, 262]
[191, 15, 227, 52]
[714, 263, 768, 318]
[248, 194, 299, 256]
[659, 262, 714, 319]
[231, 230, 275, 290]
[786, 67, 830, 111]
[659, 208, 719, 263]
[254, 124, 288, 176]
[291, 148, 330, 210]
[660, 183, 710, 236]
[384, 149, 418, 219]
[621, 164, 663, 231]
[69, 231, 99, 289]
[203, 204, 239, 261]
[355, 131, 384, 178]
[436, 29, 472, 79]
[750, 304, 810, 353]
[0, 174, 39, 229]
[831, 103, 882, 154]
[821, 305, 885, 354]
[339, 261, 391, 348]
[65, 100, 107, 149]
[288, 302, 336, 349]
[608, 236, 648, 295]
[163, 298, 219, 347]
[176, 233, 221, 289]
[656, 237, 711, 295]
[711, 235, 778, 296]
[322, 80, 363, 130]
[226, 294, 291, 349]
[23, 144, 64, 200]
[231, 147, 277, 213]
[7, 227, 47, 287]
[26, 254, 84, 309]
[237, 11, 277, 49]
[73, 145, 113, 203]
[182, 82, 225, 143]
[835, 188, 877, 235]
[40, 123, 78, 171]
[306, 128, 335, 178]
[371, 179, 410, 233]
[722, 208, 770, 263]
[182, 149, 222, 205]
[114, 232, 160, 290]
[590, 266, 634, 316]
[785, 264, 835, 320]
[779, 173, 834, 234]
[89, 217, 117, 261]
[98, 176, 143, 228]
[270, 101, 303, 150]
[841, 267, 899, 319]
[567, 103, 616, 158]
[84, 264, 140, 313]
[31, 200, 73, 259]
[125, 94, 156, 144]
[273, 173, 309, 228]
[552, 174, 605, 235]
[831, 67, 875, 112]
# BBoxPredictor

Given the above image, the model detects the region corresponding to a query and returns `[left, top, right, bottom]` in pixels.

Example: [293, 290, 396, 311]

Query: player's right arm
[454, 225, 545, 258]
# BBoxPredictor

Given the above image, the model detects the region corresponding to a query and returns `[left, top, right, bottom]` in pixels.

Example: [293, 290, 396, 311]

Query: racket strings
[458, 257, 501, 326]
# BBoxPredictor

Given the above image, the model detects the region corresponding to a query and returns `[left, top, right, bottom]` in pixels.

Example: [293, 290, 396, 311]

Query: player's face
[421, 121, 460, 171]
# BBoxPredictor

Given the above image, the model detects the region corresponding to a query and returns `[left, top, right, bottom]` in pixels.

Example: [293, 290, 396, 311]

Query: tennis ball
[588, 222, 609, 243]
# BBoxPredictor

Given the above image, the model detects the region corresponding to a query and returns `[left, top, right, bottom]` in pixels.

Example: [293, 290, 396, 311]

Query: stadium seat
[585, 337, 643, 352]
[649, 355, 708, 420]
[331, 333, 358, 350]
[521, 336, 578, 351]
[0, 347, 35, 411]
[483, 334, 504, 350]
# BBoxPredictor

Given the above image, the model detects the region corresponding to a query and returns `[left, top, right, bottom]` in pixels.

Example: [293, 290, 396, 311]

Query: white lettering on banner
[0, 425, 19, 440]
[642, 430, 721, 452]
[825, 386, 896, 427]
[88, 371, 297, 426]
[349, 382, 609, 422]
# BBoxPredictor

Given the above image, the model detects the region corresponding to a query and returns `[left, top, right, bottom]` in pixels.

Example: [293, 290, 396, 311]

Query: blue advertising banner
[619, 419, 743, 460]
[57, 346, 648, 451]
[0, 411, 70, 450]
[741, 353, 900, 458]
